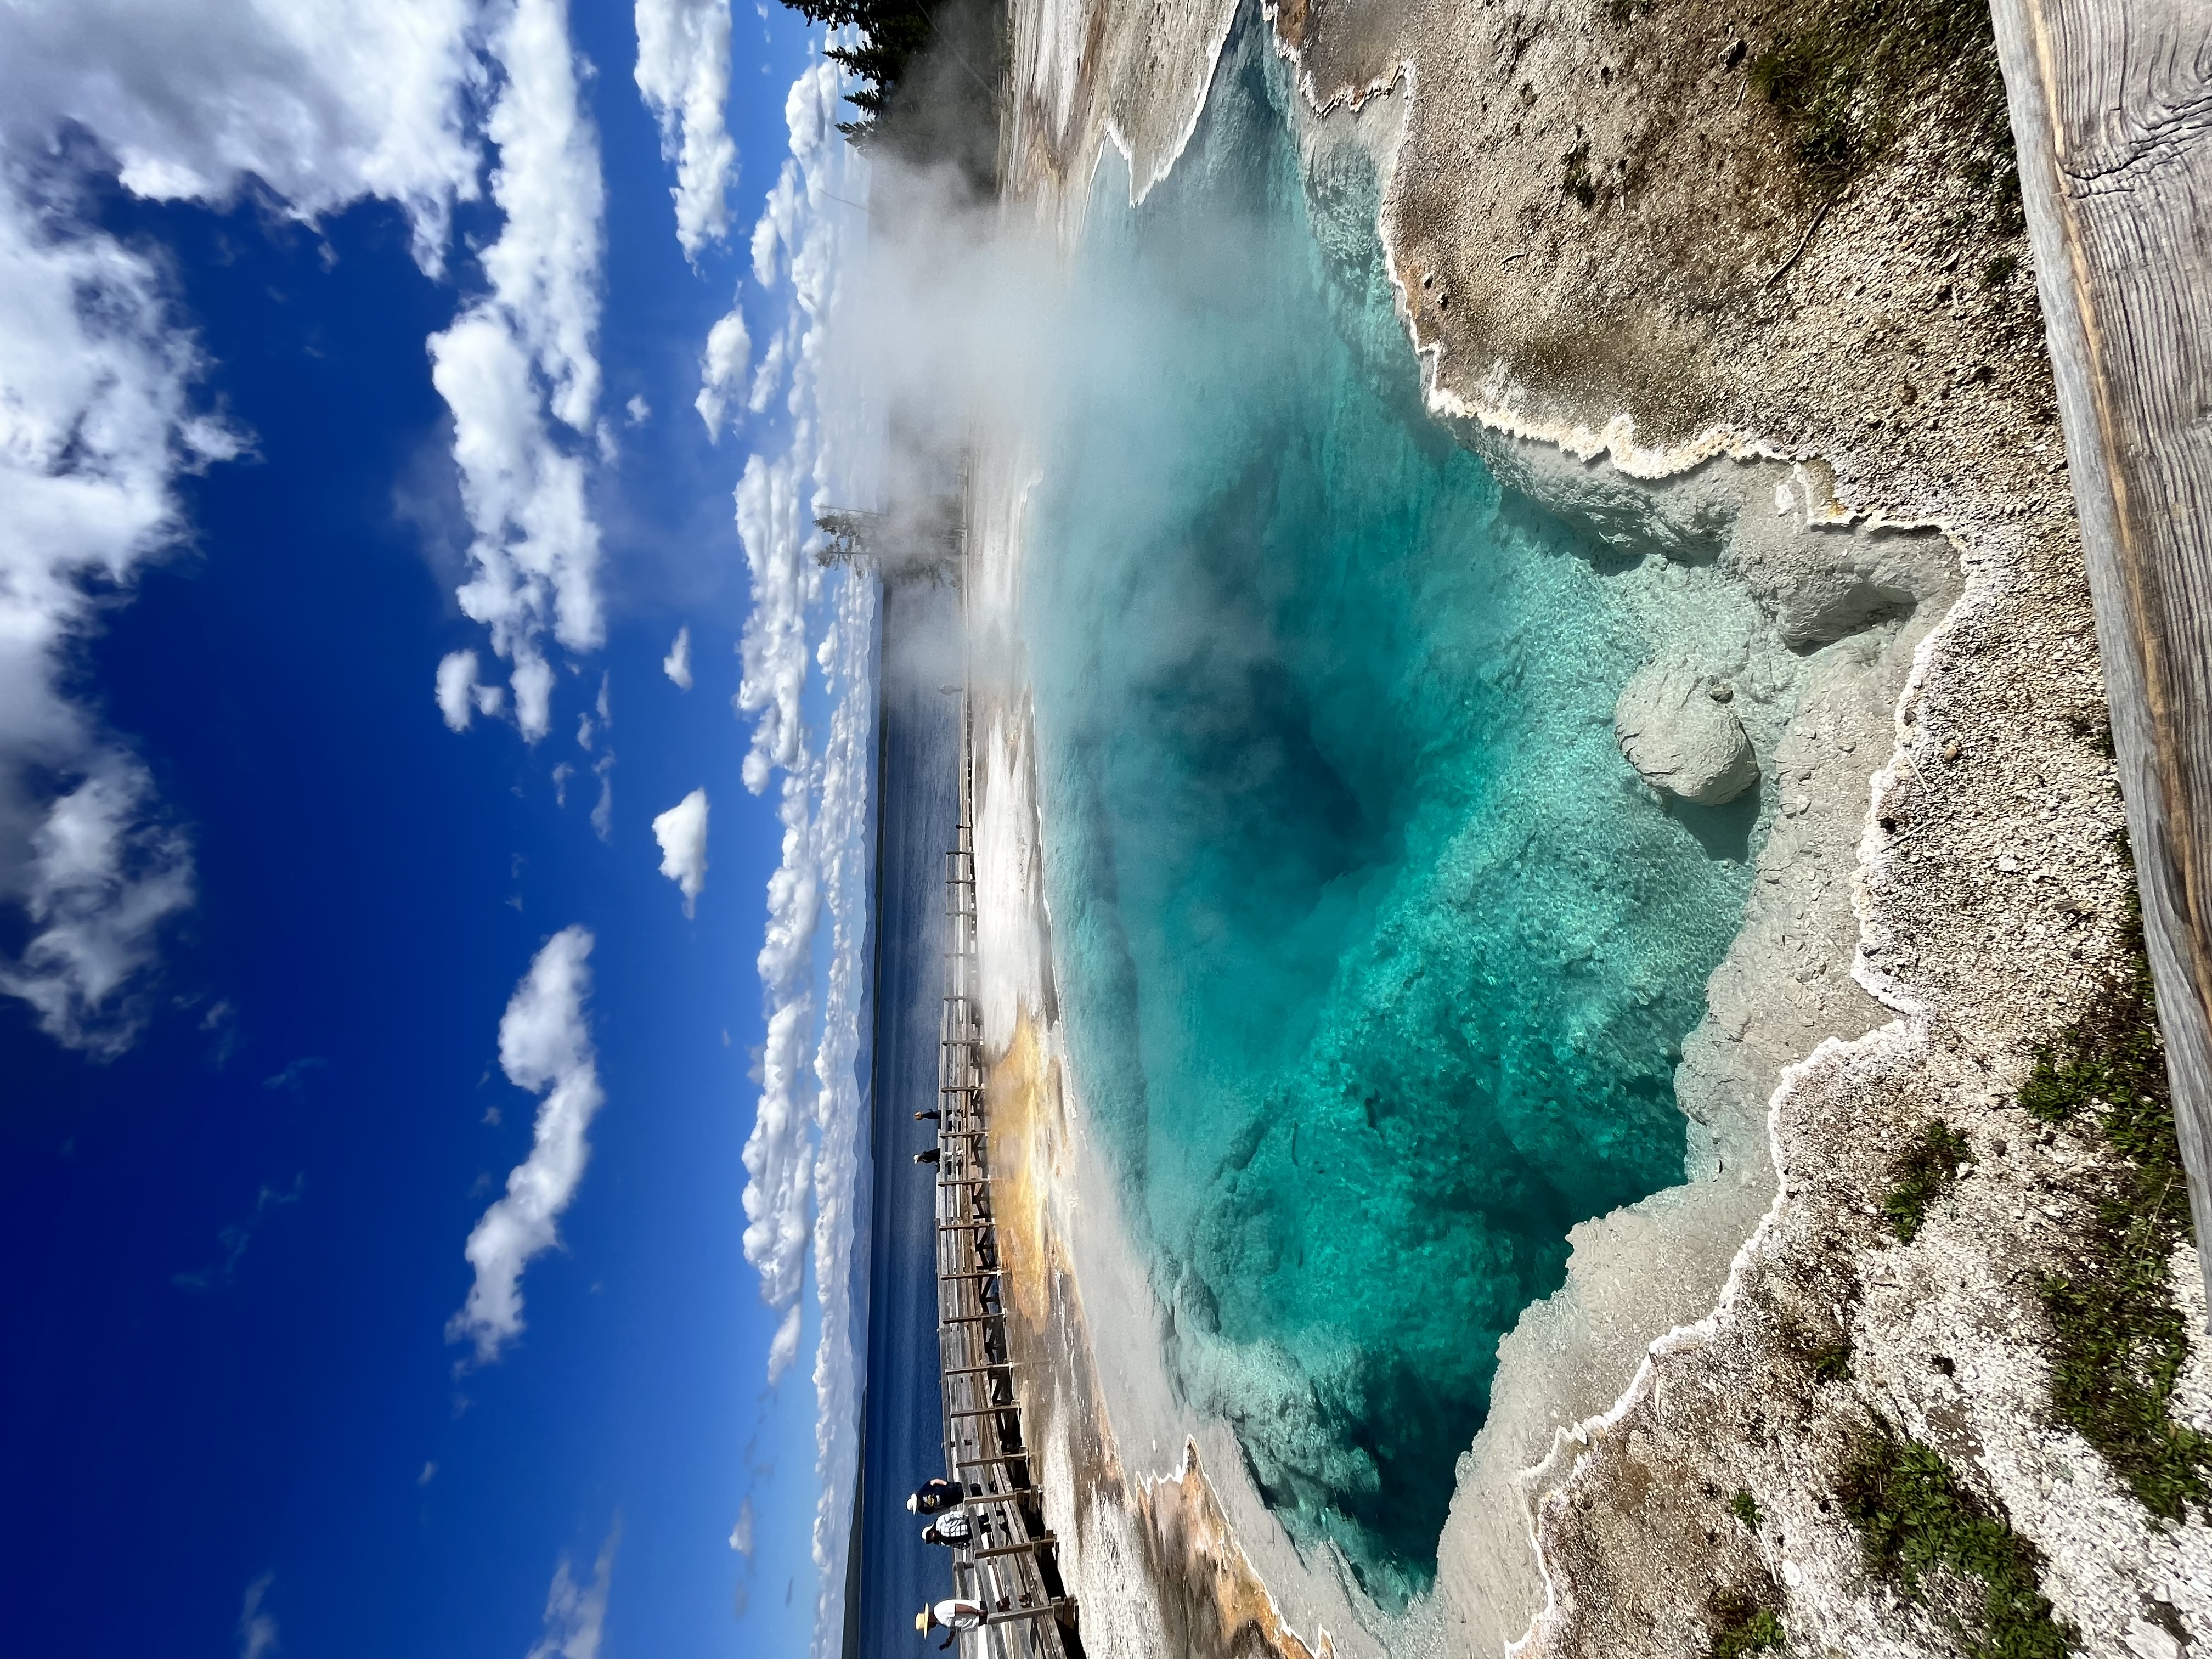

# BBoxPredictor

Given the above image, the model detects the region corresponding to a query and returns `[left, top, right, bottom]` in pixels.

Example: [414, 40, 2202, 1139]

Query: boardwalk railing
[927, 806, 1079, 1657]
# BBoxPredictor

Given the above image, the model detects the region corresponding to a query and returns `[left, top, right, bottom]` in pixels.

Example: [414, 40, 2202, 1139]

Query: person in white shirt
[916, 1598, 984, 1648]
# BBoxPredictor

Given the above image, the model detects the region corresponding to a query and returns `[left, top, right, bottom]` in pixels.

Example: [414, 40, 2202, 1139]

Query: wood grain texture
[1989, 0, 2212, 1306]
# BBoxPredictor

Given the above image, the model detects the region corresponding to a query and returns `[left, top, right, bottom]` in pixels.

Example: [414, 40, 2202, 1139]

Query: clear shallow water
[1027, 20, 1762, 1605]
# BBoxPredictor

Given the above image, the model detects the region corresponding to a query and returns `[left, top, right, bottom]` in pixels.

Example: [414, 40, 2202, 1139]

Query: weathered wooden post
[1988, 0, 2212, 1311]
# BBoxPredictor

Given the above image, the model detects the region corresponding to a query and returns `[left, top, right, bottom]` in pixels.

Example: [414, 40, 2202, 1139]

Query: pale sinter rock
[1614, 660, 1759, 806]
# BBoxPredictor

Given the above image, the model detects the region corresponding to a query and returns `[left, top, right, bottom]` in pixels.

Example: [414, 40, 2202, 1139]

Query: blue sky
[0, 3, 871, 1656]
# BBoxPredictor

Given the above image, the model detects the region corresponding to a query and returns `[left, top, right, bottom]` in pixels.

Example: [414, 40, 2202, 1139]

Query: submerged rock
[1615, 662, 1759, 805]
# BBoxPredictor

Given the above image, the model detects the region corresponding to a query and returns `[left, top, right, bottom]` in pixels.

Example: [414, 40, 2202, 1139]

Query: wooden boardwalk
[923, 768, 1079, 1655]
[1993, 0, 2212, 1303]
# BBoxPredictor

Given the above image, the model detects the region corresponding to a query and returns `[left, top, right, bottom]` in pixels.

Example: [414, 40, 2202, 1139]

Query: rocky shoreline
[966, 0, 2212, 1654]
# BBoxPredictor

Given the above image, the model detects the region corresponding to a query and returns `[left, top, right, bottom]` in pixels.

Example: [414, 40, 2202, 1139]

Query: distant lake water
[1026, 16, 1762, 1606]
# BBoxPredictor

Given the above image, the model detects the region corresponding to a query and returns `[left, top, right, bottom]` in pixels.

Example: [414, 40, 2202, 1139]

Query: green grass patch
[1882, 1119, 1973, 1243]
[2019, 881, 2211, 1519]
[1729, 1488, 1763, 1531]
[1745, 0, 2013, 195]
[1709, 1592, 1784, 1659]
[1810, 1340, 1854, 1384]
[1838, 1431, 2076, 1658]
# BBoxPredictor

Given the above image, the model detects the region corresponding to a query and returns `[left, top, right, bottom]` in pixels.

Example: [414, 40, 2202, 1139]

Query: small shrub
[1981, 253, 2019, 289]
[1729, 1488, 1763, 1531]
[1810, 1340, 1854, 1383]
[1744, 0, 2013, 193]
[1838, 1430, 2076, 1657]
[2021, 874, 2211, 1517]
[1882, 1119, 1973, 1242]
[1709, 1592, 1784, 1659]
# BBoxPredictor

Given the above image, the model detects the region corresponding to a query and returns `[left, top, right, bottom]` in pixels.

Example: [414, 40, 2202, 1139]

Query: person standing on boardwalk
[913, 1147, 940, 1165]
[917, 1598, 984, 1647]
[907, 1477, 962, 1514]
[920, 1511, 977, 1546]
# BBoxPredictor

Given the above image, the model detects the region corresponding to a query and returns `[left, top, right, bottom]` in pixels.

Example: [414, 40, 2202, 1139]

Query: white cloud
[727, 1497, 754, 1555]
[732, 452, 815, 794]
[766, 1299, 804, 1384]
[651, 788, 709, 916]
[526, 1526, 618, 1659]
[624, 393, 650, 425]
[0, 182, 219, 1054]
[746, 326, 788, 416]
[429, 0, 607, 746]
[0, 0, 483, 271]
[237, 1574, 278, 1659]
[480, 0, 604, 434]
[805, 558, 876, 1651]
[1, 761, 196, 1056]
[0, 0, 610, 1053]
[437, 648, 511, 731]
[590, 752, 614, 843]
[662, 625, 693, 690]
[744, 964, 814, 1358]
[695, 306, 752, 437]
[448, 925, 602, 1364]
[634, 0, 738, 263]
[723, 54, 875, 1659]
[750, 170, 792, 289]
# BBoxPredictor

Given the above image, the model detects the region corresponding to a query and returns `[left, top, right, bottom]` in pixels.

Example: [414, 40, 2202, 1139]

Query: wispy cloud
[590, 753, 616, 842]
[262, 1057, 328, 1093]
[633, 0, 738, 263]
[727, 1496, 754, 1556]
[525, 1523, 618, 1659]
[651, 788, 710, 916]
[237, 1573, 278, 1659]
[662, 625, 694, 690]
[449, 926, 602, 1364]
[174, 1175, 306, 1292]
[0, 176, 233, 1052]
[429, 0, 607, 743]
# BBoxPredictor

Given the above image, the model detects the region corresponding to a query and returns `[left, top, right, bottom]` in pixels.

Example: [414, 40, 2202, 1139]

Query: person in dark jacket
[913, 1147, 940, 1165]
[907, 1477, 961, 1514]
